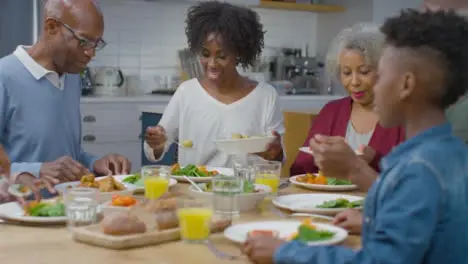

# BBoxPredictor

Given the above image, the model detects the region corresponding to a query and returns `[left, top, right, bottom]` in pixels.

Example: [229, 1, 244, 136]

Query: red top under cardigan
[290, 97, 405, 176]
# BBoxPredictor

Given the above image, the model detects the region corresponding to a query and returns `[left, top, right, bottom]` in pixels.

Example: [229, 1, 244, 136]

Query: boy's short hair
[381, 9, 468, 108]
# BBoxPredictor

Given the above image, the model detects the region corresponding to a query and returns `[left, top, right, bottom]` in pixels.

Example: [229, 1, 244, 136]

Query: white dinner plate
[289, 175, 358, 192]
[272, 193, 364, 215]
[299, 147, 363, 156]
[0, 201, 67, 224]
[224, 220, 348, 246]
[113, 175, 177, 192]
[54, 176, 138, 202]
[299, 147, 314, 155]
[214, 136, 275, 154]
[171, 167, 233, 183]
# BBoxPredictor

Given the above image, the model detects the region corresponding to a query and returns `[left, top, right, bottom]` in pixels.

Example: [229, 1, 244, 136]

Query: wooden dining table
[0, 183, 364, 264]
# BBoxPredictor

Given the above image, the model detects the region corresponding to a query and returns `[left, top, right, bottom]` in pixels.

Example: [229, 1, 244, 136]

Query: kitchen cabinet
[82, 142, 141, 172]
[80, 100, 146, 173]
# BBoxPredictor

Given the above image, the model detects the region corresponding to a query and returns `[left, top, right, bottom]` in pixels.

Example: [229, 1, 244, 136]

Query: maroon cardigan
[290, 97, 405, 176]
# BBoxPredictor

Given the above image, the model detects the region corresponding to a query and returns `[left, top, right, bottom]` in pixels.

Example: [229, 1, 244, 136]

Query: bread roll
[137, 198, 180, 230]
[155, 210, 179, 230]
[101, 211, 146, 236]
[141, 197, 178, 213]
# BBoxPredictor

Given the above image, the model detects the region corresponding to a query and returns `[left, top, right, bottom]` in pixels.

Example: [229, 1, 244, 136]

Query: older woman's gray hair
[326, 22, 385, 80]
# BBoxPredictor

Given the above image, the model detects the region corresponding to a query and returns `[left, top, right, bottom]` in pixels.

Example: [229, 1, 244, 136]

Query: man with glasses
[0, 0, 130, 199]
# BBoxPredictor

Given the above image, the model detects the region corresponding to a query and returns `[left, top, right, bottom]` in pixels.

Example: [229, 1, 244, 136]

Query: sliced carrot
[111, 196, 136, 206]
[287, 232, 298, 240]
[314, 176, 327, 185]
[171, 163, 180, 171]
[302, 219, 317, 229]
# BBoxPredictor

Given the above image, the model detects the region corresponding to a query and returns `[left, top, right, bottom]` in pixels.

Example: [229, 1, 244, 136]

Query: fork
[173, 140, 195, 149]
[271, 206, 334, 221]
[278, 179, 290, 190]
[204, 240, 244, 260]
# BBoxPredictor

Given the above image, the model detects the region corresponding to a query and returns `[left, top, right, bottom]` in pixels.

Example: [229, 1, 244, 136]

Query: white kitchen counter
[80, 94, 344, 113]
[135, 95, 344, 113]
[80, 95, 173, 104]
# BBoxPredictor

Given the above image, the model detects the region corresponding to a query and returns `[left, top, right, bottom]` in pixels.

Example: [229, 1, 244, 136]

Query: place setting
[289, 171, 358, 192]
[0, 153, 363, 260]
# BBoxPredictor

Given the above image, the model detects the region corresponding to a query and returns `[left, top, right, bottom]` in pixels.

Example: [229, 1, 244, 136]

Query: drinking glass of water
[231, 154, 264, 183]
[65, 187, 99, 230]
[254, 161, 282, 196]
[211, 175, 242, 219]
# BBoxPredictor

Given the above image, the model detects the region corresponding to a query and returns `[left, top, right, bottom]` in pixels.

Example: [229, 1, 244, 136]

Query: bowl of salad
[170, 164, 231, 183]
[188, 180, 271, 212]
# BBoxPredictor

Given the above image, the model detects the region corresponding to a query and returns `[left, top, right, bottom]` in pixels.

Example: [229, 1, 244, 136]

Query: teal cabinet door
[140, 112, 177, 166]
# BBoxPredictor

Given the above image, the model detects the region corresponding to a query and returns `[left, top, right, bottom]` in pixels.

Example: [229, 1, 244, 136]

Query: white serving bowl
[187, 184, 271, 212]
[213, 136, 275, 154]
[54, 181, 137, 203]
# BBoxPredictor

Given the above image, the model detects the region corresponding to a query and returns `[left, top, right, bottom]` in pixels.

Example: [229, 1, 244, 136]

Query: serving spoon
[183, 176, 204, 192]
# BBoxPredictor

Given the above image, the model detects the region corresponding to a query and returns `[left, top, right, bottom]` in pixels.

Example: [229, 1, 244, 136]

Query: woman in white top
[144, 1, 284, 167]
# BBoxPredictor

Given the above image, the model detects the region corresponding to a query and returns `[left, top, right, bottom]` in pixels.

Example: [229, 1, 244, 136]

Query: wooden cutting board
[72, 219, 231, 249]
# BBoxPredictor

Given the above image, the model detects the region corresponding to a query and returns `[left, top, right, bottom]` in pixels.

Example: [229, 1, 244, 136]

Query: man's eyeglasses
[52, 18, 107, 51]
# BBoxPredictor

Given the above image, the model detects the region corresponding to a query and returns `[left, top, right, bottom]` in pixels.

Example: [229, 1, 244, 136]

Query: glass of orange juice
[141, 165, 171, 200]
[254, 161, 282, 196]
[177, 199, 213, 243]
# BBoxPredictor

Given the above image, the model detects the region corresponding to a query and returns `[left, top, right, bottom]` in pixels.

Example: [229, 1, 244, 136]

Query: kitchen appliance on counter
[178, 48, 203, 80]
[284, 57, 324, 95]
[92, 66, 125, 96]
[80, 67, 94, 96]
[141, 72, 180, 95]
[271, 47, 325, 95]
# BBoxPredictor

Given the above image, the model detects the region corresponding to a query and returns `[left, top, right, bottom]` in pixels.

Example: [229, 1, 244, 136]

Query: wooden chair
[281, 111, 318, 177]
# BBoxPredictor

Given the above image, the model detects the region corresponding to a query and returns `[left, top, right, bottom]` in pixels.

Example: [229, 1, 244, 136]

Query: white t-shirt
[144, 78, 285, 167]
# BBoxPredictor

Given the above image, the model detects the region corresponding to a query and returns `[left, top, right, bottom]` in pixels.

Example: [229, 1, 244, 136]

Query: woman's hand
[145, 126, 167, 150]
[357, 144, 377, 164]
[333, 209, 363, 234]
[255, 131, 283, 161]
[309, 134, 360, 179]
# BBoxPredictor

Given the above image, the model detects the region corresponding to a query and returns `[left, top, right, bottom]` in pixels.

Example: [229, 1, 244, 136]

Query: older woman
[290, 23, 404, 176]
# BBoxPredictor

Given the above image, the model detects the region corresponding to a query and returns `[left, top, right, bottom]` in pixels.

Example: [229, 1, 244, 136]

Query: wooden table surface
[0, 184, 364, 264]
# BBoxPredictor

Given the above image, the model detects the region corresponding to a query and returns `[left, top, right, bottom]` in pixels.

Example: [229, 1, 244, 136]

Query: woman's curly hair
[325, 22, 385, 81]
[381, 9, 468, 108]
[185, 1, 265, 69]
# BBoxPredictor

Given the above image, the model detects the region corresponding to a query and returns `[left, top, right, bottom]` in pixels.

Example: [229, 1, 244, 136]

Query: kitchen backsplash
[91, 0, 318, 85]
